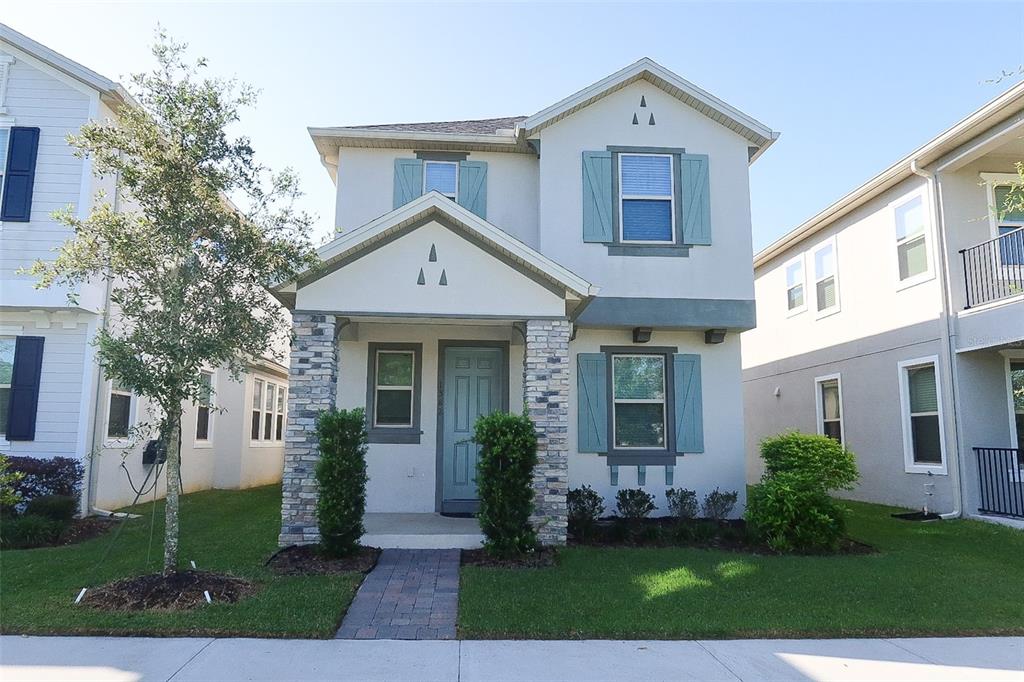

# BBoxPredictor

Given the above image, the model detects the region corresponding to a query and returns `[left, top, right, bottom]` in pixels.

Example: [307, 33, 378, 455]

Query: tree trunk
[163, 414, 182, 575]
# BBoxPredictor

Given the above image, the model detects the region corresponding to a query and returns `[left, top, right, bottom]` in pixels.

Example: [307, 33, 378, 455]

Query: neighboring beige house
[0, 24, 287, 510]
[276, 58, 778, 548]
[743, 81, 1024, 523]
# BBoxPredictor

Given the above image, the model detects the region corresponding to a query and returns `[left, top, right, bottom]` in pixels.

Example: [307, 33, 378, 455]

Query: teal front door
[441, 346, 504, 514]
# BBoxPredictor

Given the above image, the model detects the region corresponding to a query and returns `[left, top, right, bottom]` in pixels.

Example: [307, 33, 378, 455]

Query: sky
[4, 2, 1024, 249]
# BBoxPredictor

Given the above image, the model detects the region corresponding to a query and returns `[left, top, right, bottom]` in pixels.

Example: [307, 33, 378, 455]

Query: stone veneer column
[523, 318, 571, 546]
[278, 313, 338, 546]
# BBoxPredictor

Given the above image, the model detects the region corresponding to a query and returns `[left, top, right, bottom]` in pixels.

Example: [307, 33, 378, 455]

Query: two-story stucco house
[743, 81, 1024, 525]
[276, 58, 778, 547]
[0, 24, 288, 511]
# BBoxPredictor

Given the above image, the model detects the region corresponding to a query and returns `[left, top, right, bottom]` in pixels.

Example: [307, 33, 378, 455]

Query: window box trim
[784, 253, 807, 317]
[812, 236, 841, 319]
[365, 342, 423, 444]
[891, 190, 936, 291]
[599, 345, 678, 463]
[813, 372, 844, 446]
[897, 355, 948, 475]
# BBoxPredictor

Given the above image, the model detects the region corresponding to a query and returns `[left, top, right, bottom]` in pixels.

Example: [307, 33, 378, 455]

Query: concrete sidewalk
[1, 635, 1021, 681]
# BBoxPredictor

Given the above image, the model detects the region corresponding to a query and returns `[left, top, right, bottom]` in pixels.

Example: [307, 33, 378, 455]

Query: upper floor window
[195, 370, 213, 443]
[894, 195, 930, 282]
[619, 153, 674, 244]
[785, 256, 806, 314]
[994, 184, 1024, 266]
[611, 354, 667, 450]
[813, 240, 839, 316]
[0, 337, 13, 437]
[423, 160, 458, 201]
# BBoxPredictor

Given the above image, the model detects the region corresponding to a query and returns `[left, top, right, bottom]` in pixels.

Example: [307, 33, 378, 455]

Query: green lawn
[0, 485, 361, 638]
[460, 501, 1024, 639]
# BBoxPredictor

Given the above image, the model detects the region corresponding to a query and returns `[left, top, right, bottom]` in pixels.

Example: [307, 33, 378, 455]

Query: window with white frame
[815, 375, 843, 444]
[785, 257, 805, 313]
[373, 350, 415, 428]
[195, 370, 213, 442]
[251, 377, 285, 443]
[813, 240, 839, 314]
[423, 160, 458, 200]
[899, 358, 944, 469]
[0, 337, 13, 437]
[107, 379, 133, 440]
[994, 184, 1024, 266]
[619, 153, 674, 243]
[894, 195, 929, 281]
[611, 354, 667, 449]
[1010, 360, 1023, 449]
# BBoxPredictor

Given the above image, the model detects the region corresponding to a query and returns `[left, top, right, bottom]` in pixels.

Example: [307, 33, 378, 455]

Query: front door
[441, 346, 504, 514]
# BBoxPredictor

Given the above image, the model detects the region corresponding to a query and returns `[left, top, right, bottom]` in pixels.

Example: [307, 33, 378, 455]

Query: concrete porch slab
[361, 513, 484, 549]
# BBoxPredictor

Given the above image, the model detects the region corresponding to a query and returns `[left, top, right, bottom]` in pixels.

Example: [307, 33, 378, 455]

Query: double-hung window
[619, 153, 674, 243]
[894, 195, 930, 282]
[251, 377, 285, 443]
[813, 240, 839, 315]
[423, 160, 458, 201]
[785, 257, 806, 314]
[195, 370, 213, 443]
[107, 379, 133, 440]
[994, 185, 1024, 266]
[899, 357, 945, 471]
[1009, 360, 1024, 450]
[0, 337, 13, 438]
[815, 374, 843, 444]
[611, 354, 667, 450]
[373, 350, 415, 428]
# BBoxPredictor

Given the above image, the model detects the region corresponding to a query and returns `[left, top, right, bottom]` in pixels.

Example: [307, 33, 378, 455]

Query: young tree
[31, 33, 318, 574]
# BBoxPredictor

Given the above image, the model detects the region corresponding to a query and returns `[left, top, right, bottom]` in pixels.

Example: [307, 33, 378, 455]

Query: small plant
[615, 488, 656, 520]
[0, 514, 65, 549]
[0, 454, 24, 510]
[315, 408, 369, 558]
[473, 411, 538, 557]
[25, 495, 78, 522]
[567, 485, 605, 541]
[665, 488, 698, 519]
[702, 488, 738, 520]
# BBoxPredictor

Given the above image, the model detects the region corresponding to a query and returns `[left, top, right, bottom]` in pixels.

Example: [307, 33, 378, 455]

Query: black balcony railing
[975, 447, 1024, 519]
[960, 226, 1024, 308]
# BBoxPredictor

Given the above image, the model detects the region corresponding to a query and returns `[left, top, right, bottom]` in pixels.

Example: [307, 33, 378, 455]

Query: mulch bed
[461, 547, 558, 568]
[265, 544, 381, 576]
[58, 517, 117, 546]
[81, 570, 256, 611]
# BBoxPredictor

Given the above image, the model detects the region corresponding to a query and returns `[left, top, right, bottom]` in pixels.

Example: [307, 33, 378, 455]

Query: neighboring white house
[276, 58, 778, 547]
[743, 81, 1024, 523]
[0, 24, 287, 511]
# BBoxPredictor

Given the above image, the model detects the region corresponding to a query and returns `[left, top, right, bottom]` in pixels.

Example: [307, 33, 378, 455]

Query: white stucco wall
[334, 147, 540, 247]
[297, 220, 566, 318]
[535, 81, 756, 301]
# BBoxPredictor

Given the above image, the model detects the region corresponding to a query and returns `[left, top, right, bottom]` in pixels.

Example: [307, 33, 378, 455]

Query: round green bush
[567, 485, 605, 541]
[747, 479, 846, 553]
[760, 432, 858, 492]
[473, 411, 538, 557]
[314, 408, 369, 558]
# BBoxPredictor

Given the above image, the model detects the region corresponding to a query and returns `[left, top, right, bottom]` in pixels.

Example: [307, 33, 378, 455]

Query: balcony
[975, 447, 1024, 519]
[960, 226, 1024, 309]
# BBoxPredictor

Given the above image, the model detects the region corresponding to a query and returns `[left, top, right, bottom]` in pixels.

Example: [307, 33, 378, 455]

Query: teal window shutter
[582, 151, 613, 243]
[673, 354, 704, 453]
[679, 154, 711, 245]
[577, 352, 608, 453]
[393, 158, 424, 209]
[458, 160, 487, 218]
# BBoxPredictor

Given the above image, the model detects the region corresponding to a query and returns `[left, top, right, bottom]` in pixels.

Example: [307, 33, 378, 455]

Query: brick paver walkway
[335, 549, 460, 640]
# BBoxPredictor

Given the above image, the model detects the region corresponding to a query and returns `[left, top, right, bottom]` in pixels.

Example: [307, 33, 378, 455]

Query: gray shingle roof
[341, 116, 526, 135]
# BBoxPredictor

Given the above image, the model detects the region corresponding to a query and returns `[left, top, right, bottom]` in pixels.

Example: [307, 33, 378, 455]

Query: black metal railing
[975, 447, 1024, 519]
[960, 226, 1024, 308]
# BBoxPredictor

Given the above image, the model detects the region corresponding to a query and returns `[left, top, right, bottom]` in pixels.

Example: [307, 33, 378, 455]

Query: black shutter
[6, 336, 45, 441]
[1, 127, 41, 222]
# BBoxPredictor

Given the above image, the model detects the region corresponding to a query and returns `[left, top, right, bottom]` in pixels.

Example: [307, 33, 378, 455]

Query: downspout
[83, 162, 120, 515]
[910, 159, 964, 519]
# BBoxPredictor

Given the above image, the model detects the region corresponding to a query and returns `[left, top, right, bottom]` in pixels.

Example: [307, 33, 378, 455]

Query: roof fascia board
[0, 24, 122, 101]
[309, 127, 520, 146]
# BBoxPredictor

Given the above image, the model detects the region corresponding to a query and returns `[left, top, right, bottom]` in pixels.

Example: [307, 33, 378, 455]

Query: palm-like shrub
[315, 408, 369, 557]
[473, 411, 538, 557]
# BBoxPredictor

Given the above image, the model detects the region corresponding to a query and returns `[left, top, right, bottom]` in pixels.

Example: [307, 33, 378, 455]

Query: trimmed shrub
[0, 454, 24, 509]
[1, 514, 65, 549]
[473, 411, 538, 557]
[615, 488, 656, 520]
[665, 488, 698, 519]
[7, 456, 84, 506]
[25, 495, 78, 522]
[702, 488, 738, 520]
[315, 408, 369, 558]
[746, 432, 860, 553]
[567, 485, 605, 541]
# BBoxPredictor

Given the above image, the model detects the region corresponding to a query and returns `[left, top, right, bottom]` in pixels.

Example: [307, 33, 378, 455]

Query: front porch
[362, 513, 484, 549]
